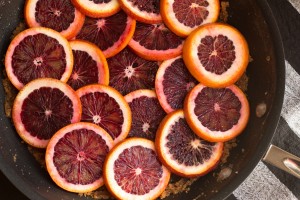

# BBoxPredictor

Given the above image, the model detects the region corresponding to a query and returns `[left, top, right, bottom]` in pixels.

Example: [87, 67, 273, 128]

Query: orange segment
[155, 110, 223, 177]
[160, 0, 220, 37]
[12, 78, 82, 148]
[118, 0, 162, 24]
[183, 23, 249, 88]
[103, 138, 170, 199]
[24, 0, 85, 40]
[46, 122, 114, 193]
[68, 40, 109, 90]
[5, 27, 74, 90]
[184, 83, 250, 142]
[76, 84, 132, 145]
[71, 0, 120, 18]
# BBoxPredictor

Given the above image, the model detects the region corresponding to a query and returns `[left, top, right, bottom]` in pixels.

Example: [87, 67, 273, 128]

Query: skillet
[0, 0, 286, 199]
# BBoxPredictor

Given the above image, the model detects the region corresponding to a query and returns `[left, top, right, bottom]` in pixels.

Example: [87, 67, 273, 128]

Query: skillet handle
[263, 145, 300, 179]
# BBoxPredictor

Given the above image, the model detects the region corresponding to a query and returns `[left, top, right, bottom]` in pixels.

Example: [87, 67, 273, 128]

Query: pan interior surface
[0, 0, 285, 199]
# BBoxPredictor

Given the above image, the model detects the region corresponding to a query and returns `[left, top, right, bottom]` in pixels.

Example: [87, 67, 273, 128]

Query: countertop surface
[1, 0, 300, 199]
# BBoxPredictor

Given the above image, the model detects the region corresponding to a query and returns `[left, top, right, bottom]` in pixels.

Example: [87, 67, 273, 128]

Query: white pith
[129, 36, 183, 59]
[75, 0, 119, 13]
[124, 89, 157, 103]
[120, 0, 161, 22]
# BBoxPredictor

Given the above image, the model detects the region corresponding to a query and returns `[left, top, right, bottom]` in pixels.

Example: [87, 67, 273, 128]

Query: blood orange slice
[160, 0, 220, 37]
[46, 122, 114, 193]
[5, 27, 73, 90]
[75, 11, 136, 58]
[184, 83, 250, 142]
[76, 84, 131, 144]
[103, 137, 170, 200]
[124, 89, 166, 141]
[107, 47, 159, 95]
[67, 40, 109, 90]
[118, 0, 162, 24]
[129, 22, 184, 61]
[12, 78, 82, 148]
[155, 110, 223, 177]
[183, 23, 249, 88]
[25, 0, 85, 40]
[155, 56, 198, 113]
[71, 0, 120, 18]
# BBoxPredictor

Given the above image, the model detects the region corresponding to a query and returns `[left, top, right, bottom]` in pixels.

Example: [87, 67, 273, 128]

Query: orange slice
[118, 0, 162, 24]
[128, 22, 184, 61]
[124, 89, 166, 141]
[5, 27, 73, 90]
[12, 78, 82, 148]
[71, 0, 120, 18]
[46, 122, 114, 193]
[107, 47, 159, 95]
[75, 11, 136, 58]
[160, 0, 220, 37]
[24, 0, 85, 40]
[67, 40, 109, 90]
[156, 110, 223, 177]
[103, 137, 170, 199]
[183, 23, 249, 88]
[155, 56, 198, 113]
[76, 84, 131, 144]
[184, 83, 250, 142]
